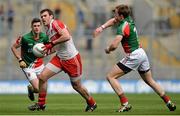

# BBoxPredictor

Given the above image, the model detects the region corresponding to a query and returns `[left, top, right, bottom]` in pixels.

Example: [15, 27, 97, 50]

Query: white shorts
[22, 64, 44, 81]
[120, 48, 150, 72]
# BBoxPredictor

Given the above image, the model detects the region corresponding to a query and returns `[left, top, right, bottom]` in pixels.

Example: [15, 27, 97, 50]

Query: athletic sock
[38, 92, 46, 106]
[119, 93, 128, 106]
[87, 96, 96, 106]
[161, 95, 170, 104]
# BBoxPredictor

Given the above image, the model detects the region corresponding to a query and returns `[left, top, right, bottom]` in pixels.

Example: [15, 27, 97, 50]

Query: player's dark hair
[113, 4, 131, 18]
[31, 18, 41, 26]
[40, 8, 54, 18]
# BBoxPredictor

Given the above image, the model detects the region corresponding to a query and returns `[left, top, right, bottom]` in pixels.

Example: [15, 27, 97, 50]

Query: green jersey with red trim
[21, 31, 49, 68]
[116, 16, 140, 53]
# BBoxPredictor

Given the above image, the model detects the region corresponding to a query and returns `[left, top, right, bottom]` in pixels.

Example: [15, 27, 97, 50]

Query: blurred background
[0, 0, 180, 93]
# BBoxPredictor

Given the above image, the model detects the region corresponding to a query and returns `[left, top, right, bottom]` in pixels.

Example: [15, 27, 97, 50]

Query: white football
[32, 43, 45, 57]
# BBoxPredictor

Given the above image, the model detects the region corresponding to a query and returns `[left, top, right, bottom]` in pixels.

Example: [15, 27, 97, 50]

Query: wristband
[101, 25, 105, 30]
[107, 46, 110, 51]
[51, 41, 55, 46]
[18, 58, 22, 62]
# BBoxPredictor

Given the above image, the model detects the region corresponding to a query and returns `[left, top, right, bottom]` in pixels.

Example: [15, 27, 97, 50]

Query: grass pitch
[0, 93, 179, 115]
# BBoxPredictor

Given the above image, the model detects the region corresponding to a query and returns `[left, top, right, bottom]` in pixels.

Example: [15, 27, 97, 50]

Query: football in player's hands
[32, 43, 45, 57]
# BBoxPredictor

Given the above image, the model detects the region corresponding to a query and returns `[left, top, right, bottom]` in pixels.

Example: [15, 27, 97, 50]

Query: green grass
[0, 93, 179, 115]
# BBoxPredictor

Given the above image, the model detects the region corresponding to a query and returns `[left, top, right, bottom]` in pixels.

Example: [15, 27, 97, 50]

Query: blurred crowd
[0, 3, 14, 37]
[0, 0, 180, 80]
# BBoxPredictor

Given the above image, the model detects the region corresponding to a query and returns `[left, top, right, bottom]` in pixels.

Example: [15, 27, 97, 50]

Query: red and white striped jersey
[45, 19, 78, 60]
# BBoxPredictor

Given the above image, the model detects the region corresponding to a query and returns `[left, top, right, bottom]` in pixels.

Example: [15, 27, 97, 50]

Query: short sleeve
[16, 36, 23, 45]
[116, 25, 123, 35]
[52, 20, 65, 32]
[116, 21, 130, 37]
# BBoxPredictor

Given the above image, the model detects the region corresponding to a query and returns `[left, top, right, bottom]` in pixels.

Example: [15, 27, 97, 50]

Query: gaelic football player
[11, 18, 49, 102]
[93, 4, 176, 112]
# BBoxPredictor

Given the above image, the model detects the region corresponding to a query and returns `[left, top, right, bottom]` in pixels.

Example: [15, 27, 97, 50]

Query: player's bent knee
[39, 72, 49, 82]
[72, 85, 79, 91]
[106, 72, 117, 80]
[39, 77, 46, 83]
[72, 82, 81, 90]
[106, 75, 111, 81]
[39, 74, 47, 82]
[106, 74, 114, 81]
[116, 62, 132, 74]
[138, 69, 150, 74]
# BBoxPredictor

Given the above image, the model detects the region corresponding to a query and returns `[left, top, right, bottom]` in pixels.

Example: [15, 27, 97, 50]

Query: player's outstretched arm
[93, 18, 117, 38]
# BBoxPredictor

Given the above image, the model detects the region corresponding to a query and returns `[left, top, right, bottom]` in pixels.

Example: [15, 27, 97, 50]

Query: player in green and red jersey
[93, 4, 176, 112]
[11, 18, 49, 102]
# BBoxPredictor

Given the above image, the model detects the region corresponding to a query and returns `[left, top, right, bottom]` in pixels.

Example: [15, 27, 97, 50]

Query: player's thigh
[29, 78, 39, 90]
[41, 55, 63, 81]
[35, 64, 44, 76]
[107, 64, 125, 79]
[22, 68, 37, 82]
[40, 67, 57, 81]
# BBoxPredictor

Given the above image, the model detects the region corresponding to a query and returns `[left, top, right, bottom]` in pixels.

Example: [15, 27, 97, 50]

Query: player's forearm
[106, 36, 122, 53]
[52, 29, 71, 45]
[101, 18, 116, 29]
[11, 46, 21, 60]
[105, 44, 117, 54]
[52, 35, 70, 45]
[108, 44, 118, 52]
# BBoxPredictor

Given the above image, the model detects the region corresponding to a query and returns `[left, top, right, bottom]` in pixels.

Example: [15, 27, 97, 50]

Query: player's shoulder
[53, 19, 64, 24]
[117, 20, 130, 30]
[39, 32, 48, 38]
[52, 19, 65, 29]
[22, 32, 33, 40]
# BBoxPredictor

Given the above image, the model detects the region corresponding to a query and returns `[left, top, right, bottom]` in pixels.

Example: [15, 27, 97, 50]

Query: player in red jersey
[28, 8, 97, 112]
[93, 4, 176, 112]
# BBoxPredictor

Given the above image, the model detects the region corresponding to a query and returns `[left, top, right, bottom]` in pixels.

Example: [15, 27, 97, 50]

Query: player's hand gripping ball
[32, 43, 45, 57]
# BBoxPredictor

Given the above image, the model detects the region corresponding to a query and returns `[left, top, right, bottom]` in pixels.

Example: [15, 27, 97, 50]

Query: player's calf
[27, 85, 35, 101]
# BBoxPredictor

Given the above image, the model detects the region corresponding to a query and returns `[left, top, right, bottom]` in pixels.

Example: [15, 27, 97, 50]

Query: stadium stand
[0, 0, 179, 80]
